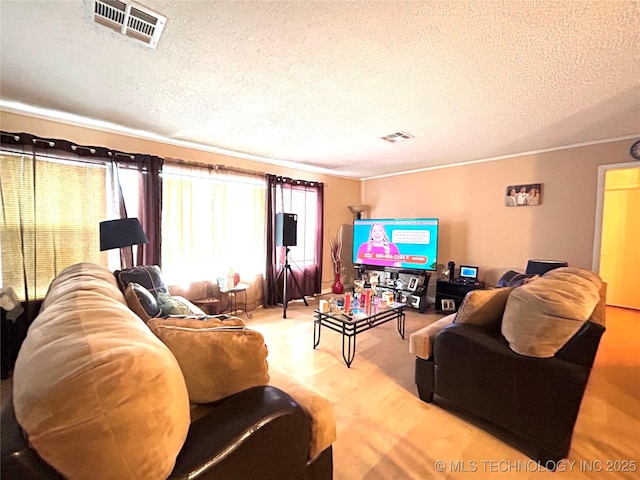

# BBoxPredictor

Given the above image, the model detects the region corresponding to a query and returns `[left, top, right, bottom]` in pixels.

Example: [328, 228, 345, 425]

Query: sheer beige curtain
[1, 153, 108, 300]
[161, 163, 266, 285]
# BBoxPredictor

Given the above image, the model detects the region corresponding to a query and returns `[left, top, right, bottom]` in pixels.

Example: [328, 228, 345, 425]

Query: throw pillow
[157, 293, 187, 316]
[156, 293, 206, 316]
[147, 317, 269, 403]
[115, 265, 169, 297]
[454, 287, 514, 329]
[125, 282, 162, 321]
[172, 296, 206, 316]
[501, 268, 601, 358]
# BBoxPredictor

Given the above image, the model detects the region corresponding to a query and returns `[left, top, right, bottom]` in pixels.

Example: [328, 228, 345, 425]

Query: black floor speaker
[275, 213, 297, 247]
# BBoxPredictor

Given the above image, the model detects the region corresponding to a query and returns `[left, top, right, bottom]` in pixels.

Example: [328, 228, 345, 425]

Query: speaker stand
[276, 247, 309, 318]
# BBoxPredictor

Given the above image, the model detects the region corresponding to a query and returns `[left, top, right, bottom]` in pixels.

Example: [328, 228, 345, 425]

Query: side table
[220, 283, 252, 319]
[191, 297, 221, 315]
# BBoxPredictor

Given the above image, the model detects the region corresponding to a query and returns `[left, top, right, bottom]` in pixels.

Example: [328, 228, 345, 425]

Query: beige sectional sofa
[2, 262, 335, 479]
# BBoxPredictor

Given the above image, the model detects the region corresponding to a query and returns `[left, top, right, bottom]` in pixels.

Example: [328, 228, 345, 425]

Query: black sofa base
[2, 386, 332, 480]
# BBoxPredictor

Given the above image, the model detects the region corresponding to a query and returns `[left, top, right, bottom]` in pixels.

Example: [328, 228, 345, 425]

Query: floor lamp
[99, 218, 149, 268]
[348, 204, 368, 220]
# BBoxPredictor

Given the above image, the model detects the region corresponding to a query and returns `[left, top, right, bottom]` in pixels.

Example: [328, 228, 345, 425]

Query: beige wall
[363, 140, 637, 286]
[0, 110, 361, 291]
[4, 110, 636, 290]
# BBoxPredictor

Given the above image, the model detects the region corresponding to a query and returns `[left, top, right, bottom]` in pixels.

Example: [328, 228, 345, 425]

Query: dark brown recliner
[415, 270, 605, 466]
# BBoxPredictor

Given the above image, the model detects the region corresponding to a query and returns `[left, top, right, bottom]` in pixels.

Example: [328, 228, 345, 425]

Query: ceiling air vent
[381, 131, 414, 143]
[93, 0, 166, 48]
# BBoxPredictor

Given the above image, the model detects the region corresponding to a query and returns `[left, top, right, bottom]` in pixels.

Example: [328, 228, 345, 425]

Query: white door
[599, 166, 640, 310]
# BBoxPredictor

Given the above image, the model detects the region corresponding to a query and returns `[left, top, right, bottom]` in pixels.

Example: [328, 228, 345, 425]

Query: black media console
[355, 265, 431, 313]
[435, 279, 486, 313]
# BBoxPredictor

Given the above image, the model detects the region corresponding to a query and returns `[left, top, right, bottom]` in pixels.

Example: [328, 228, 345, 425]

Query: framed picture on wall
[505, 183, 542, 207]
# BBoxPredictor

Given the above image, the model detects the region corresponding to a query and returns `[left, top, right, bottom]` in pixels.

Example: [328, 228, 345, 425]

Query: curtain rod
[0, 131, 157, 162]
[166, 158, 326, 187]
[164, 156, 265, 179]
[2, 130, 326, 186]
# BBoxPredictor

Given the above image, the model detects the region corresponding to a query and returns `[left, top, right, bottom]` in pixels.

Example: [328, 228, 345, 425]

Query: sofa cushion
[409, 314, 456, 360]
[501, 267, 602, 358]
[454, 287, 514, 328]
[147, 317, 270, 404]
[41, 262, 126, 310]
[125, 282, 162, 321]
[12, 262, 190, 480]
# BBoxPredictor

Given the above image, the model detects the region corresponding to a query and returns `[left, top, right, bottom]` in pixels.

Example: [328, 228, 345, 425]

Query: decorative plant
[329, 226, 343, 276]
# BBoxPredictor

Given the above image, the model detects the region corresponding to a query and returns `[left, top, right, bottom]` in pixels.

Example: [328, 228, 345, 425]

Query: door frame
[591, 161, 640, 273]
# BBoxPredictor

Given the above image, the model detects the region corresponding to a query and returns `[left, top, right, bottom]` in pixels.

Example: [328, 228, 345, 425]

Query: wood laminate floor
[2, 300, 638, 479]
[256, 299, 640, 480]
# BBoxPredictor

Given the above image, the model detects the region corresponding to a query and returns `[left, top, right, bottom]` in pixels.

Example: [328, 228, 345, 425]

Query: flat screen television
[352, 218, 438, 271]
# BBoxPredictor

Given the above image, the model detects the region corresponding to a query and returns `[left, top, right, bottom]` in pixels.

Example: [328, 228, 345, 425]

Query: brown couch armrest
[555, 320, 605, 368]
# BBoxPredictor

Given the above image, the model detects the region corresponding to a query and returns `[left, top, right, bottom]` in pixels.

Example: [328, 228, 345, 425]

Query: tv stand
[355, 265, 431, 313]
[435, 279, 486, 313]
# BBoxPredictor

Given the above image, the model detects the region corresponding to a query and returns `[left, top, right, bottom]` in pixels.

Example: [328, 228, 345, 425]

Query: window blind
[0, 153, 109, 300]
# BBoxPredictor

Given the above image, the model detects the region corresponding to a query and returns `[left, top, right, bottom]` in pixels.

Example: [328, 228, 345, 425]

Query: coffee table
[313, 302, 406, 367]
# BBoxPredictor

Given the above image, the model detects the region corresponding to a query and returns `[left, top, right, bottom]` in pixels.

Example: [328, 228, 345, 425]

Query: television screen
[352, 218, 438, 271]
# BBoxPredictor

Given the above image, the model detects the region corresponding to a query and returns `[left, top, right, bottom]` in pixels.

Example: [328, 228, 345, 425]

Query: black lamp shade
[99, 218, 149, 251]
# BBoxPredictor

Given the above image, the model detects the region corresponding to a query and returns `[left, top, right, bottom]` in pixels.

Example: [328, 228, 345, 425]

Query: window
[264, 175, 324, 305]
[0, 152, 113, 299]
[161, 164, 266, 285]
[276, 187, 318, 268]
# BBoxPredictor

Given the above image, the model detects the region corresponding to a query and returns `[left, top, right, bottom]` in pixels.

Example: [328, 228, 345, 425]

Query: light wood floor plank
[2, 300, 638, 479]
[257, 299, 640, 480]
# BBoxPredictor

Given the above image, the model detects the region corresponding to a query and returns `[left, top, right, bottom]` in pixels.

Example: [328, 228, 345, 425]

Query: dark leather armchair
[416, 321, 604, 464]
[414, 274, 605, 466]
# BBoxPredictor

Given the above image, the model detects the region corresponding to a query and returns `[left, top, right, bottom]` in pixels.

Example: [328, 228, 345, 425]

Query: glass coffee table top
[313, 302, 406, 367]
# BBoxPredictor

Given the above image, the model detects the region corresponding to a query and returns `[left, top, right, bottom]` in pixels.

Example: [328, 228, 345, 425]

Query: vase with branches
[329, 226, 344, 294]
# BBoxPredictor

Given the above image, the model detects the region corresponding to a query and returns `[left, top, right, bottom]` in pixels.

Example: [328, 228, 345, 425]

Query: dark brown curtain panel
[114, 155, 163, 267]
[264, 174, 324, 306]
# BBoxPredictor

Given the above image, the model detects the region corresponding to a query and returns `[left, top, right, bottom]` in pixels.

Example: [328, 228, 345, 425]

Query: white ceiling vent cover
[381, 131, 414, 143]
[93, 0, 166, 48]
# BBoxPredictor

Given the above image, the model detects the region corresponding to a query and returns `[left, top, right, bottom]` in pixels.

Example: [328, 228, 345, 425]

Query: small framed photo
[441, 299, 456, 312]
[505, 183, 542, 207]
[407, 277, 419, 291]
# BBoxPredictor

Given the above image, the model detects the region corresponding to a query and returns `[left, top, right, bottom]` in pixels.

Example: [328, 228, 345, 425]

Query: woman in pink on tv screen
[355, 222, 401, 266]
[353, 218, 439, 270]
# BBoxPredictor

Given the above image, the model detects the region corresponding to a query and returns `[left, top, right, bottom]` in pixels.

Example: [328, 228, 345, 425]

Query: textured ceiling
[1, 1, 639, 179]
